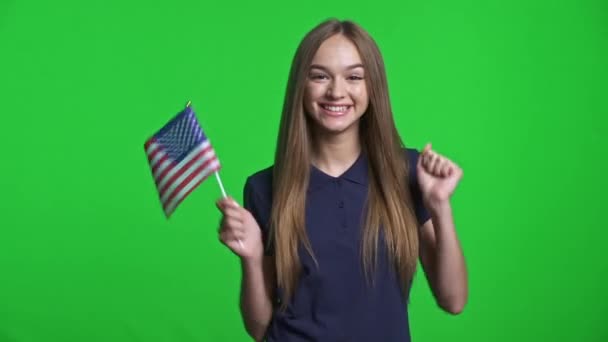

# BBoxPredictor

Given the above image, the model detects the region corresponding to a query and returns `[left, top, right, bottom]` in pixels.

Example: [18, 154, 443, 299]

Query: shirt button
[341, 222, 347, 229]
[338, 201, 344, 208]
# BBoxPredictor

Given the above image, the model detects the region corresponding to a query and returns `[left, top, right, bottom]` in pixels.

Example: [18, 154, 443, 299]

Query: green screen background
[1, 0, 606, 341]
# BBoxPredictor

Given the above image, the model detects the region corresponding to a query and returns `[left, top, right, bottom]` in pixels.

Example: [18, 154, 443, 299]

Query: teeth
[323, 105, 348, 112]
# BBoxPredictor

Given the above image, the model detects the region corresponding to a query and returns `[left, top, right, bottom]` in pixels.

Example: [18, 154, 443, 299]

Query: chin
[316, 120, 359, 135]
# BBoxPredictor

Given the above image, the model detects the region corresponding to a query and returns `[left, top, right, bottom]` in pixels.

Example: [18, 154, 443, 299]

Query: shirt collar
[309, 151, 368, 191]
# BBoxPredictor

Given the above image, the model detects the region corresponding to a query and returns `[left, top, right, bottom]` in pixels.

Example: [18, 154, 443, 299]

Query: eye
[347, 75, 364, 81]
[310, 73, 329, 80]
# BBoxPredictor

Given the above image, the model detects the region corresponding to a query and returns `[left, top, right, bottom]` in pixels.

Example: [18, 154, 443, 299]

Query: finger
[438, 158, 451, 177]
[446, 165, 455, 177]
[229, 197, 240, 207]
[425, 149, 438, 167]
[439, 160, 452, 177]
[222, 196, 240, 208]
[418, 144, 432, 167]
[225, 217, 243, 230]
[422, 150, 431, 166]
[453, 165, 463, 178]
[228, 238, 245, 252]
[218, 217, 242, 236]
[216, 196, 236, 210]
[219, 229, 228, 244]
[219, 230, 236, 245]
[216, 199, 225, 212]
[422, 143, 432, 155]
[232, 229, 245, 241]
[219, 222, 244, 239]
[220, 230, 245, 251]
[432, 156, 445, 175]
[223, 207, 243, 221]
[427, 152, 439, 173]
[421, 151, 429, 166]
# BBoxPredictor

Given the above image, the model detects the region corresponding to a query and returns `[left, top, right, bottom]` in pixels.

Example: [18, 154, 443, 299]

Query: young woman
[217, 19, 468, 342]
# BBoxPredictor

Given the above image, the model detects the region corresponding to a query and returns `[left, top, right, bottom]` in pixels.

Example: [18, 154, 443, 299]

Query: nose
[326, 78, 346, 99]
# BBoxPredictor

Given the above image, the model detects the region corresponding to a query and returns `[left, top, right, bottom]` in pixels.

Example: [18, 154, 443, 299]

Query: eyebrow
[309, 63, 364, 72]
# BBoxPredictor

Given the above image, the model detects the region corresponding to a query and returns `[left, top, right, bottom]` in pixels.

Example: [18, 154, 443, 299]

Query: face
[304, 34, 369, 136]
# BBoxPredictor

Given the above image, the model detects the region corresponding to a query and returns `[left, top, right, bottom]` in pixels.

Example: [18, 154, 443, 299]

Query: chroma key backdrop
[0, 0, 606, 341]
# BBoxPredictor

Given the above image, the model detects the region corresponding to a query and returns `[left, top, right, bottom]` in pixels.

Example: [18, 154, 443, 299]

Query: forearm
[426, 201, 468, 314]
[240, 257, 274, 341]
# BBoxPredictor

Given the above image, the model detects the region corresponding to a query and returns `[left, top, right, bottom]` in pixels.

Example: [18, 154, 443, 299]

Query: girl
[217, 19, 468, 342]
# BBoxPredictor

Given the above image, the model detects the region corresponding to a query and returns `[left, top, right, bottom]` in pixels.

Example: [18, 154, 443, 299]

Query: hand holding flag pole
[213, 170, 244, 250]
[145, 101, 244, 249]
[183, 101, 245, 250]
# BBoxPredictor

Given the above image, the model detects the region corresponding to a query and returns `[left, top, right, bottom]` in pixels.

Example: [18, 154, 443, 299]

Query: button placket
[336, 179, 347, 230]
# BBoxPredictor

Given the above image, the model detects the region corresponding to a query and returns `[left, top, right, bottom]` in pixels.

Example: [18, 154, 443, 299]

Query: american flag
[144, 105, 221, 218]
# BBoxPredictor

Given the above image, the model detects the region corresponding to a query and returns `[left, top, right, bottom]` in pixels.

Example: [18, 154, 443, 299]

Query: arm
[419, 202, 468, 314]
[240, 255, 275, 341]
[415, 143, 468, 314]
[217, 197, 276, 341]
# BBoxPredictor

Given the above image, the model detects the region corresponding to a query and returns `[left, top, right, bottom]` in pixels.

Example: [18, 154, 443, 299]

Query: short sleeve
[407, 149, 431, 227]
[243, 177, 274, 256]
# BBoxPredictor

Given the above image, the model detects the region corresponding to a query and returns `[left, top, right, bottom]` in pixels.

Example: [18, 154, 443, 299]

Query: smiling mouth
[320, 104, 352, 114]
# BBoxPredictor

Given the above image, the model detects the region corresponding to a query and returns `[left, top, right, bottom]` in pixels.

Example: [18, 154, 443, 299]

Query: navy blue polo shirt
[243, 148, 431, 342]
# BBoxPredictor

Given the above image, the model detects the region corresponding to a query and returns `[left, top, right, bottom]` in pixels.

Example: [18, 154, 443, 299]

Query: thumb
[418, 142, 432, 168]
[230, 197, 240, 207]
[422, 142, 432, 154]
[217, 196, 240, 210]
[225, 196, 240, 208]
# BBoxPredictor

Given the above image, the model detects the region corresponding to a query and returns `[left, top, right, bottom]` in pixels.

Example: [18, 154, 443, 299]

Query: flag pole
[215, 172, 228, 198]
[186, 101, 244, 250]
[213, 166, 243, 249]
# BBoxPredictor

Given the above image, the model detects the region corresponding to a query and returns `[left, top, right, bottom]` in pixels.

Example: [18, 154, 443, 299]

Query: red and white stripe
[145, 138, 221, 217]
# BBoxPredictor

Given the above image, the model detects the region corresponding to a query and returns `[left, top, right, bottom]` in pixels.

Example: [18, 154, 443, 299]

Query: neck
[311, 126, 362, 177]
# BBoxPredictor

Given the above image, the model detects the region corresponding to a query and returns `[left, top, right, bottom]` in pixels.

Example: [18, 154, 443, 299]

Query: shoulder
[401, 147, 431, 225]
[243, 165, 274, 222]
[402, 147, 422, 182]
[243, 166, 274, 251]
[403, 147, 422, 164]
[244, 165, 274, 200]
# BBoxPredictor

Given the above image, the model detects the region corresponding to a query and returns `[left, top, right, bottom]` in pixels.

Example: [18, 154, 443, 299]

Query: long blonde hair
[270, 19, 420, 310]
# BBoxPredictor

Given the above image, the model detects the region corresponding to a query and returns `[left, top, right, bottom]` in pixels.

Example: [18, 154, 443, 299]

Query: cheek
[351, 85, 369, 106]
[350, 84, 367, 98]
[307, 83, 327, 98]
[304, 84, 326, 110]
